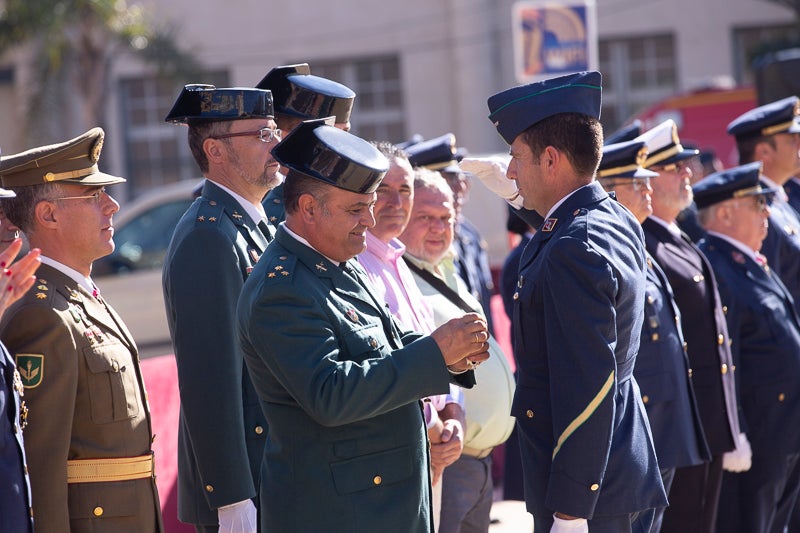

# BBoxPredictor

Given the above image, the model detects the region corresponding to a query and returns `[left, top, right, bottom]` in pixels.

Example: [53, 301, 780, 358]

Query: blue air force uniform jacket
[642, 220, 739, 456]
[699, 235, 800, 457]
[760, 198, 800, 314]
[510, 182, 667, 526]
[162, 180, 273, 526]
[237, 226, 474, 533]
[0, 341, 33, 533]
[636, 254, 710, 469]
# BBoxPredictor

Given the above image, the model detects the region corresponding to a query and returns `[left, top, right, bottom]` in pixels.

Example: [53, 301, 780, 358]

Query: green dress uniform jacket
[237, 226, 474, 533]
[0, 263, 162, 533]
[163, 180, 273, 526]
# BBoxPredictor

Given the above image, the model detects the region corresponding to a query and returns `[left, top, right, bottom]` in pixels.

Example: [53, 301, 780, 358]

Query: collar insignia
[542, 218, 558, 232]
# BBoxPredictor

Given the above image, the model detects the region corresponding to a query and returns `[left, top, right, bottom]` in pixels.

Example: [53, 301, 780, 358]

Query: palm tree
[0, 0, 200, 144]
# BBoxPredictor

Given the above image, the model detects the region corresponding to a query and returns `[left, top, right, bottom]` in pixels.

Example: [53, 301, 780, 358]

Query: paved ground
[490, 499, 534, 532]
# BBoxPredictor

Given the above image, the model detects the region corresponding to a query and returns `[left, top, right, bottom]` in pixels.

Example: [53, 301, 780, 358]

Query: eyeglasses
[732, 194, 771, 213]
[50, 188, 106, 204]
[210, 127, 282, 144]
[602, 177, 651, 192]
[652, 161, 690, 174]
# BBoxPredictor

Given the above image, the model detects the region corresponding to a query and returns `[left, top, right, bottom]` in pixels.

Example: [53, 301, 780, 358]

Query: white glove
[551, 514, 589, 533]
[722, 432, 752, 472]
[459, 157, 524, 209]
[218, 499, 257, 533]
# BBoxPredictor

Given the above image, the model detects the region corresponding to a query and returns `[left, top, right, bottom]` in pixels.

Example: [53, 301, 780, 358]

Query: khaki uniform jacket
[0, 264, 162, 533]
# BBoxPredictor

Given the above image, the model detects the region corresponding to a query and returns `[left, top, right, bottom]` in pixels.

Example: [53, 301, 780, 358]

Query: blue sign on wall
[513, 1, 597, 83]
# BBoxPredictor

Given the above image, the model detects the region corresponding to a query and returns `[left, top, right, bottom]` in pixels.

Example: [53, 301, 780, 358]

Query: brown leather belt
[462, 446, 494, 459]
[66, 453, 154, 483]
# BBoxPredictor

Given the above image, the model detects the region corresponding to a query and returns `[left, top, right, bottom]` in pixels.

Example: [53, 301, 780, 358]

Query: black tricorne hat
[255, 64, 355, 124]
[271, 118, 388, 194]
[164, 84, 274, 124]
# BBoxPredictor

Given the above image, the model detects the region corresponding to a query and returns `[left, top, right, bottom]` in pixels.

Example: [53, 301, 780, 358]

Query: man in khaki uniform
[0, 128, 162, 533]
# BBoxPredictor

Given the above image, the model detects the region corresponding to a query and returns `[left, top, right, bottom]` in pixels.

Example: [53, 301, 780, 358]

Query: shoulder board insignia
[197, 215, 205, 222]
[232, 212, 243, 220]
[269, 216, 278, 223]
[15, 354, 43, 389]
[209, 200, 217, 206]
[209, 217, 217, 222]
[37, 285, 48, 291]
[274, 265, 283, 271]
[542, 218, 558, 232]
[272, 198, 281, 204]
[268, 272, 276, 278]
[731, 251, 746, 264]
[35, 292, 47, 299]
[37, 279, 47, 284]
[316, 262, 327, 272]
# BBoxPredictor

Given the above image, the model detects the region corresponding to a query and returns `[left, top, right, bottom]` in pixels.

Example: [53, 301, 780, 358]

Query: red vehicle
[631, 86, 758, 169]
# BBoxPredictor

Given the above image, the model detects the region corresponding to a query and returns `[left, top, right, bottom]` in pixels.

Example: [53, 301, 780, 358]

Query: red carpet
[141, 295, 514, 532]
[140, 354, 194, 533]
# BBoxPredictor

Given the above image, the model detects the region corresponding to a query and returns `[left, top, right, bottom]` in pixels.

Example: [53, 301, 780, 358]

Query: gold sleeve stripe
[552, 370, 615, 461]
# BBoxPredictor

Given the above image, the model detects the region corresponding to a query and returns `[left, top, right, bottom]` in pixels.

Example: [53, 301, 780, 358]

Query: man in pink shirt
[358, 142, 465, 528]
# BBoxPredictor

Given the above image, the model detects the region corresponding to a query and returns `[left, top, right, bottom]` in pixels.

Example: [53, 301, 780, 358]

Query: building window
[732, 24, 799, 84]
[311, 55, 405, 143]
[119, 71, 228, 199]
[599, 34, 677, 133]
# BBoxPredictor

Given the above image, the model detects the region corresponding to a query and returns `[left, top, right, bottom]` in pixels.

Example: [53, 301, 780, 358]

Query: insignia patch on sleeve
[16, 354, 44, 388]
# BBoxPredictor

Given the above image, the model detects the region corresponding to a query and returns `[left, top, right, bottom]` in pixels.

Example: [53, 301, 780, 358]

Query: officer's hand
[430, 418, 463, 483]
[430, 313, 490, 368]
[0, 239, 40, 319]
[459, 157, 524, 209]
[722, 432, 752, 472]
[551, 514, 588, 533]
[218, 499, 257, 533]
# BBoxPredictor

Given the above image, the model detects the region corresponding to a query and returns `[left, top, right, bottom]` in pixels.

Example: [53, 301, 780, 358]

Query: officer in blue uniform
[635, 121, 740, 533]
[486, 71, 667, 533]
[163, 85, 279, 532]
[693, 163, 800, 533]
[237, 118, 489, 533]
[727, 97, 800, 314]
[598, 140, 710, 532]
[257, 63, 356, 226]
[406, 134, 497, 335]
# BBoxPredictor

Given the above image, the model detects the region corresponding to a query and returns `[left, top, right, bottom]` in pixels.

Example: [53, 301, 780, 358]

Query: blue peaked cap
[727, 96, 800, 141]
[692, 161, 777, 209]
[487, 71, 602, 145]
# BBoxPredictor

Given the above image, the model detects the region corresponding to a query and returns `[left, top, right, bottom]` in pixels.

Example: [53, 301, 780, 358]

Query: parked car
[94, 178, 202, 358]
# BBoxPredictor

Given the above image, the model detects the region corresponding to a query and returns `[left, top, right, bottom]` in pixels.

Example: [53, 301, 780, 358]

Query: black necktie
[258, 221, 273, 242]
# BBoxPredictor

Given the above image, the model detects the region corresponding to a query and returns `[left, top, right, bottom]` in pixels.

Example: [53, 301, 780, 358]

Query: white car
[94, 179, 202, 358]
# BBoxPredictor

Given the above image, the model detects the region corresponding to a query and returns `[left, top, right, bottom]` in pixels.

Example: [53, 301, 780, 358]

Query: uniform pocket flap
[83, 343, 125, 374]
[68, 479, 139, 518]
[330, 446, 412, 495]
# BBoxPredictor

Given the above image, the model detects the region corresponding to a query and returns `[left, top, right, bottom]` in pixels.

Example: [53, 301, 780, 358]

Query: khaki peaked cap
[0, 127, 126, 188]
